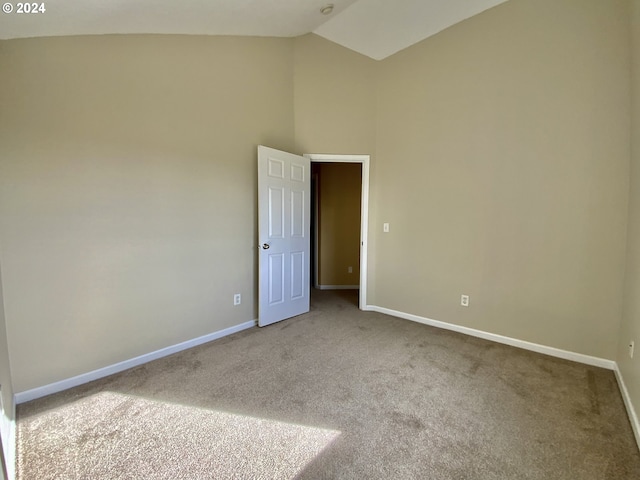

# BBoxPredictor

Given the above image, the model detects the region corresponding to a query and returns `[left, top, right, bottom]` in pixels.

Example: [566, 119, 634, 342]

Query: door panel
[291, 251, 305, 300]
[268, 187, 285, 239]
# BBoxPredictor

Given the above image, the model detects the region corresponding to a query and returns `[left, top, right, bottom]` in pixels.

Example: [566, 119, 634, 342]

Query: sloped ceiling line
[0, 0, 510, 60]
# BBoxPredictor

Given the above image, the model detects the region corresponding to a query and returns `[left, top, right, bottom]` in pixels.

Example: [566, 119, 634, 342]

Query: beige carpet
[18, 391, 339, 479]
[16, 290, 640, 479]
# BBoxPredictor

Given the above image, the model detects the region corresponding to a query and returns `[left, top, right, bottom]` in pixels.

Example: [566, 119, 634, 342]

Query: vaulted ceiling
[0, 0, 509, 60]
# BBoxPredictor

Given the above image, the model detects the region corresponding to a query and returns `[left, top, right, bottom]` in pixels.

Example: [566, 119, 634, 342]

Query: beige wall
[619, 0, 640, 433]
[315, 163, 362, 286]
[293, 34, 377, 155]
[0, 35, 294, 392]
[373, 0, 631, 359]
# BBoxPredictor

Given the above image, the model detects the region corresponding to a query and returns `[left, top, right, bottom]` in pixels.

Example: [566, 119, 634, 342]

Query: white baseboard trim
[315, 285, 360, 290]
[366, 305, 615, 370]
[614, 364, 640, 450]
[15, 320, 257, 404]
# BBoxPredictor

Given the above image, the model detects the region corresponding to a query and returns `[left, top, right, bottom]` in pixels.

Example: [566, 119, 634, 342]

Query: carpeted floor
[16, 289, 640, 479]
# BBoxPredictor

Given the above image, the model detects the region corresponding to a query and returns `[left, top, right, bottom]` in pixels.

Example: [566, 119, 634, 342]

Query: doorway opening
[305, 154, 370, 310]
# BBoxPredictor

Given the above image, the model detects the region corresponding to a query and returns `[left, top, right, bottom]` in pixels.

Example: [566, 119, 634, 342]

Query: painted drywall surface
[315, 163, 362, 286]
[293, 34, 376, 156]
[374, 0, 630, 359]
[619, 0, 640, 427]
[0, 263, 14, 475]
[292, 33, 378, 298]
[0, 35, 294, 392]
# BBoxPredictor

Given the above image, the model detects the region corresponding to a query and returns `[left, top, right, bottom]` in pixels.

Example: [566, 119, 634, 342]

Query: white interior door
[258, 146, 310, 327]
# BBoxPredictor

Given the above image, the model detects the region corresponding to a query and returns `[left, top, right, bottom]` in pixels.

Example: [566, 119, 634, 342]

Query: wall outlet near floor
[630, 340, 635, 359]
[233, 293, 241, 306]
[348, 266, 353, 274]
[461, 294, 470, 307]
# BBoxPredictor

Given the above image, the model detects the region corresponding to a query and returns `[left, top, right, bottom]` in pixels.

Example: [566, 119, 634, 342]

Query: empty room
[1, 0, 640, 478]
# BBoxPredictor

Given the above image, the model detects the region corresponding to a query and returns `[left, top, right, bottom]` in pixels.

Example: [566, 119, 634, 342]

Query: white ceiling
[0, 0, 510, 60]
[315, 0, 510, 60]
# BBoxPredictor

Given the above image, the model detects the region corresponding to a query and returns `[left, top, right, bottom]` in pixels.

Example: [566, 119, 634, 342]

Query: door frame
[304, 154, 370, 310]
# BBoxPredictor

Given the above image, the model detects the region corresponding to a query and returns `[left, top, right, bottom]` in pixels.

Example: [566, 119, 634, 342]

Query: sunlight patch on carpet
[17, 392, 341, 479]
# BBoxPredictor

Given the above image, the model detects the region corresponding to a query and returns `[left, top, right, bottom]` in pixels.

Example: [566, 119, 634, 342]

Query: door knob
[261, 243, 270, 250]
